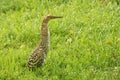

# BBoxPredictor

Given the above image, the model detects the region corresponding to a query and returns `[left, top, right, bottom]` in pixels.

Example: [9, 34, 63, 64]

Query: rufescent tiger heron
[27, 15, 63, 69]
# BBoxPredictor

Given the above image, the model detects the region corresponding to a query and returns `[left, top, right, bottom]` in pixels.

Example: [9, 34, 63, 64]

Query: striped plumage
[27, 15, 62, 69]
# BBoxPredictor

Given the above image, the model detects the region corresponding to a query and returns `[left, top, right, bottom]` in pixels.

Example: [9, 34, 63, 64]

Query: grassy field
[0, 0, 120, 80]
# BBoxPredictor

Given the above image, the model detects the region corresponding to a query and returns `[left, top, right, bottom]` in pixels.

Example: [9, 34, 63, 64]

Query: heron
[27, 15, 63, 69]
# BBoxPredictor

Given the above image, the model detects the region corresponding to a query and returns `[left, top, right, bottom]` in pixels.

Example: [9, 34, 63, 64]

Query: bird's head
[43, 14, 63, 23]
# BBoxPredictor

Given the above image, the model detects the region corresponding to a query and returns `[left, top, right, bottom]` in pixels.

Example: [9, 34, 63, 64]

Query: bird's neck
[40, 21, 50, 51]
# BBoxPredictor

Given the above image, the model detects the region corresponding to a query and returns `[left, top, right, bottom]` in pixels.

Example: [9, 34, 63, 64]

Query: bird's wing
[28, 46, 45, 68]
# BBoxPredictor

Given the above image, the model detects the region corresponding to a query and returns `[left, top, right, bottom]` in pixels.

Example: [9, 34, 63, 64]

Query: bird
[27, 15, 63, 69]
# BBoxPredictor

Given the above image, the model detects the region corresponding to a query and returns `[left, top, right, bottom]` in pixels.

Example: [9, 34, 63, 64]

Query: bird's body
[27, 15, 62, 69]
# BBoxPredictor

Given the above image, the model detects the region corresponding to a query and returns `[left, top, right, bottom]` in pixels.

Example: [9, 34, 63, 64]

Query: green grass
[0, 0, 120, 80]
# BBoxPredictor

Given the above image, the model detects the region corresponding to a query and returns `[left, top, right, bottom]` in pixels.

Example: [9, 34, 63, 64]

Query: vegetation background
[0, 0, 120, 80]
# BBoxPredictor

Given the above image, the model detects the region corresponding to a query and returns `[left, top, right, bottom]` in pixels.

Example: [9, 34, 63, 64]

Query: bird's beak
[51, 16, 63, 19]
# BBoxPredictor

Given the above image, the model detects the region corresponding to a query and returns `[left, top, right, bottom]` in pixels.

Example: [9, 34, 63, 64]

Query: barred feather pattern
[27, 17, 50, 69]
[27, 15, 62, 69]
[27, 45, 46, 68]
